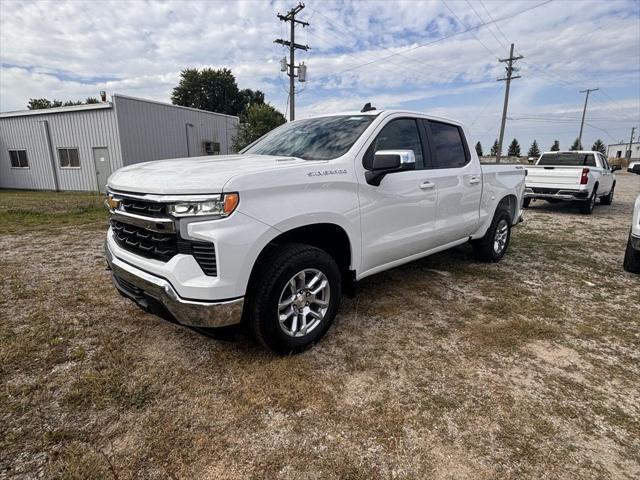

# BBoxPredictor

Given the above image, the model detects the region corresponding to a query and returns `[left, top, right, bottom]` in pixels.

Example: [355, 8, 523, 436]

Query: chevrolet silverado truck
[624, 161, 640, 273]
[524, 150, 620, 214]
[104, 108, 525, 353]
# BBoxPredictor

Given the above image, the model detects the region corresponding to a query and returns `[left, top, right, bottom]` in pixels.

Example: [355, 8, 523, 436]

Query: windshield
[538, 152, 596, 167]
[241, 115, 375, 160]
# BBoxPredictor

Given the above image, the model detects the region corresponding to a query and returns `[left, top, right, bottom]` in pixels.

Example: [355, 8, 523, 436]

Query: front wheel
[248, 243, 341, 354]
[472, 208, 512, 262]
[623, 233, 640, 273]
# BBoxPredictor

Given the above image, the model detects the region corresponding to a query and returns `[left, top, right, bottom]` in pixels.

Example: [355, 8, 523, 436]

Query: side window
[58, 148, 81, 168]
[584, 154, 596, 167]
[428, 121, 468, 168]
[9, 149, 29, 168]
[600, 154, 610, 170]
[365, 118, 424, 169]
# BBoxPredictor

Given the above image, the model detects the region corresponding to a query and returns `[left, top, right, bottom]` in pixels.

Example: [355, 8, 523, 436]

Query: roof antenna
[361, 102, 376, 112]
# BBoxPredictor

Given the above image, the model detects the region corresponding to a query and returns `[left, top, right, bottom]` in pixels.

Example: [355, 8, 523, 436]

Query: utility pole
[578, 88, 599, 148]
[274, 3, 309, 121]
[627, 126, 636, 161]
[496, 43, 523, 163]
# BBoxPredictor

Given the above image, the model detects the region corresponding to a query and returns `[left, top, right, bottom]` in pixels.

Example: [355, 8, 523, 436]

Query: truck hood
[107, 154, 323, 194]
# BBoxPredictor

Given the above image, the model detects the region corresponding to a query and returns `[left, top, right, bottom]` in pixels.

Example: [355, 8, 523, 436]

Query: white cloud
[0, 0, 638, 149]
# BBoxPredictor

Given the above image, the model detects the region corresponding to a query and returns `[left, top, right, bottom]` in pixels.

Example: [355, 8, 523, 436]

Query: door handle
[469, 176, 481, 185]
[420, 181, 435, 190]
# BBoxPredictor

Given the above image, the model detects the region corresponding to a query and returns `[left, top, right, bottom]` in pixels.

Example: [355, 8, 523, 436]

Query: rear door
[422, 120, 482, 245]
[358, 116, 438, 273]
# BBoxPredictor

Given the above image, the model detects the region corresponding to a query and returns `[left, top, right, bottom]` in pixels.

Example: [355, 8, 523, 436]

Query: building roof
[0, 102, 112, 118]
[0, 93, 239, 120]
[607, 142, 640, 147]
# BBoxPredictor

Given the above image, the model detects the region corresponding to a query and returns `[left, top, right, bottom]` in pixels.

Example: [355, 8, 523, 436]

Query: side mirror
[611, 164, 621, 172]
[366, 150, 415, 186]
[628, 162, 640, 174]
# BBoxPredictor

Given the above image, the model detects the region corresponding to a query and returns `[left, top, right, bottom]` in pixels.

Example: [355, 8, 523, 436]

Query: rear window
[538, 152, 596, 167]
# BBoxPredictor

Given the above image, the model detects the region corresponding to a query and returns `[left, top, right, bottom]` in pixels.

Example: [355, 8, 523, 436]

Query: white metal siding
[0, 107, 122, 191]
[113, 95, 239, 166]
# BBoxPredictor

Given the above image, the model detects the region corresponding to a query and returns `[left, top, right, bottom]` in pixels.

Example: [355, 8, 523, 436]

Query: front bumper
[524, 187, 590, 201]
[106, 244, 244, 328]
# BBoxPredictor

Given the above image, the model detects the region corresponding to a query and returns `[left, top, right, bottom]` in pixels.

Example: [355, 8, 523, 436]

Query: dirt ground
[1, 174, 639, 479]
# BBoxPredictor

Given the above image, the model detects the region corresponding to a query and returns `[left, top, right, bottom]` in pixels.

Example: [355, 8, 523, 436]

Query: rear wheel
[600, 183, 615, 205]
[472, 208, 512, 262]
[579, 189, 597, 214]
[248, 243, 341, 354]
[623, 233, 640, 273]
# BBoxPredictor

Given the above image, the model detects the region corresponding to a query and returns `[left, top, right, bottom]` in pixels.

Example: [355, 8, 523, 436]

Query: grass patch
[0, 189, 107, 233]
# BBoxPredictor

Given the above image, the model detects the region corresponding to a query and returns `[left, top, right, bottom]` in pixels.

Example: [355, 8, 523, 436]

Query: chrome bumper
[524, 188, 588, 201]
[105, 244, 243, 328]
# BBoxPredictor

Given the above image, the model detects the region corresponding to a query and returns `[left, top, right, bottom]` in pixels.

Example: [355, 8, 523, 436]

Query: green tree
[490, 139, 500, 156]
[475, 141, 483, 157]
[570, 138, 582, 150]
[527, 139, 541, 158]
[171, 67, 264, 117]
[232, 103, 286, 152]
[508, 138, 521, 157]
[550, 140, 560, 151]
[592, 139, 606, 155]
[27, 98, 54, 109]
[27, 97, 99, 110]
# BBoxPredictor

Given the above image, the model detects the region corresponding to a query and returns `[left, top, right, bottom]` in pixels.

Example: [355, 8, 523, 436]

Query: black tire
[472, 208, 512, 262]
[579, 188, 597, 214]
[623, 233, 640, 274]
[600, 183, 615, 205]
[523, 198, 531, 208]
[247, 243, 341, 354]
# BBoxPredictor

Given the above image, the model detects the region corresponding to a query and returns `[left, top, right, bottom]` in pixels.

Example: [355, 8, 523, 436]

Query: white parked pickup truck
[104, 108, 525, 352]
[624, 161, 640, 273]
[524, 150, 620, 214]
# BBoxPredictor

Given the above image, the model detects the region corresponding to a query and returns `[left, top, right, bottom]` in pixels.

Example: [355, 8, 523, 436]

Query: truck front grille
[111, 219, 217, 276]
[120, 198, 167, 218]
[112, 220, 177, 261]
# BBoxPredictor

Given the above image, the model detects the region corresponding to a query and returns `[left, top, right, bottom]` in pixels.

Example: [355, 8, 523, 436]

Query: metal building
[0, 94, 239, 192]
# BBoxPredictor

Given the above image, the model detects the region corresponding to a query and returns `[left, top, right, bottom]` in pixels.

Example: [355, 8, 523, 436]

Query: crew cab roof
[304, 109, 465, 127]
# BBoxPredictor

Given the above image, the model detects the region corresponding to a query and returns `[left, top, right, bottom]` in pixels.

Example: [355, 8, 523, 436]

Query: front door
[92, 147, 112, 193]
[358, 117, 438, 274]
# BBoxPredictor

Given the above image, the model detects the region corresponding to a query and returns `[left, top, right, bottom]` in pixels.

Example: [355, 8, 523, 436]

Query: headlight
[167, 193, 239, 218]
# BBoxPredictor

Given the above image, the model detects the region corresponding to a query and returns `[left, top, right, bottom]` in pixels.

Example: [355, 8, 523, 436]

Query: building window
[9, 149, 29, 168]
[58, 148, 80, 168]
[616, 151, 622, 158]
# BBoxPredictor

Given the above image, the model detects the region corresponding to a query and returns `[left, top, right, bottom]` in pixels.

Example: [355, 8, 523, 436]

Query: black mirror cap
[366, 150, 416, 186]
[611, 164, 622, 172]
[372, 153, 401, 170]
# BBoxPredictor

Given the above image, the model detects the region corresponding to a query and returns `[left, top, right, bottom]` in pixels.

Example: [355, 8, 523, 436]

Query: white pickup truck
[524, 150, 620, 214]
[624, 161, 640, 273]
[105, 108, 525, 352]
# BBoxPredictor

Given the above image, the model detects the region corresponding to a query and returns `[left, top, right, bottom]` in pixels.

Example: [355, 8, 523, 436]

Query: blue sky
[1, 0, 639, 153]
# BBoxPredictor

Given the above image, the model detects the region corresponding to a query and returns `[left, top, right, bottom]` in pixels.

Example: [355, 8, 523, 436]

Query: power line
[442, 0, 496, 55]
[466, 0, 508, 51]
[310, 0, 553, 84]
